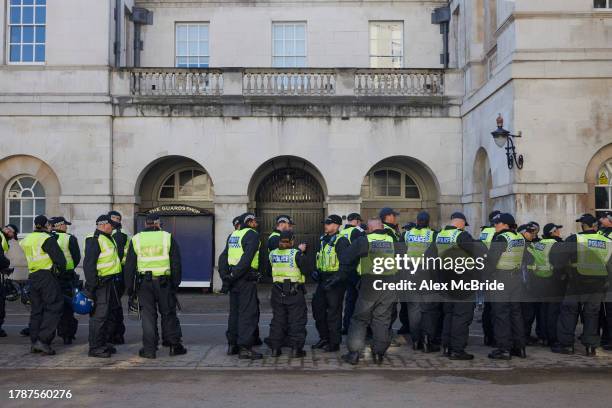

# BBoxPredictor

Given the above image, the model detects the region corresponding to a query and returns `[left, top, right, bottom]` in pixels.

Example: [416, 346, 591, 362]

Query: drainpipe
[114, 0, 121, 67]
[432, 6, 451, 68]
[131, 8, 154, 68]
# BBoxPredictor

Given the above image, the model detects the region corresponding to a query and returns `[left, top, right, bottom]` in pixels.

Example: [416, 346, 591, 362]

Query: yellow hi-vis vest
[435, 228, 462, 256]
[131, 230, 172, 276]
[573, 233, 612, 277]
[87, 233, 122, 277]
[384, 224, 400, 242]
[339, 226, 361, 244]
[227, 228, 260, 270]
[56, 232, 75, 270]
[496, 231, 525, 270]
[316, 234, 340, 273]
[480, 227, 496, 249]
[269, 248, 305, 283]
[526, 238, 556, 278]
[405, 227, 435, 258]
[19, 232, 54, 273]
[360, 233, 396, 276]
[1, 233, 9, 252]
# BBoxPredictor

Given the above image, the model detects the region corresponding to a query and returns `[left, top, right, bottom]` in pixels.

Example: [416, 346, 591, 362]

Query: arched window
[5, 176, 46, 234]
[158, 168, 212, 201]
[369, 168, 421, 199]
[596, 160, 612, 218]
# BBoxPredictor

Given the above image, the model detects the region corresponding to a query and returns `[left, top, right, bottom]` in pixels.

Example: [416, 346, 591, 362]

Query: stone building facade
[0, 0, 611, 287]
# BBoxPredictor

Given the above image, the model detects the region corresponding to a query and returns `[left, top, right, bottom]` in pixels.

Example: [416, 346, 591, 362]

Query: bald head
[367, 218, 383, 233]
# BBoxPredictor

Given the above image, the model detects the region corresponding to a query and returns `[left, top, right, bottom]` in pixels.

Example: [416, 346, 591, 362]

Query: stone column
[326, 195, 362, 220]
[212, 195, 249, 291]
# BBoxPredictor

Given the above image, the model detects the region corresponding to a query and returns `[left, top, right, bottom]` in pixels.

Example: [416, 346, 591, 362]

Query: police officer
[480, 210, 500, 347]
[404, 211, 437, 350]
[220, 212, 262, 359]
[341, 218, 398, 365]
[340, 213, 364, 335]
[84, 215, 124, 358]
[268, 231, 308, 357]
[232, 216, 241, 231]
[108, 211, 129, 344]
[524, 223, 564, 349]
[0, 224, 19, 337]
[598, 211, 612, 350]
[268, 215, 294, 252]
[551, 213, 612, 356]
[487, 213, 527, 360]
[49, 217, 81, 345]
[124, 213, 187, 359]
[425, 212, 485, 360]
[19, 215, 65, 355]
[312, 214, 349, 352]
[517, 223, 541, 346]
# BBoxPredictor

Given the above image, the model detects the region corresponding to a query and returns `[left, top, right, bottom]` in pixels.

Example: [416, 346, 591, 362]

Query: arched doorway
[136, 156, 215, 287]
[250, 157, 326, 268]
[361, 156, 439, 227]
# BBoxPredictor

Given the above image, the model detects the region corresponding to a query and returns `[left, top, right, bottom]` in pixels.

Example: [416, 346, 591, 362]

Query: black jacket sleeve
[42, 234, 66, 273]
[349, 227, 364, 243]
[218, 236, 230, 278]
[68, 234, 81, 268]
[83, 235, 101, 292]
[123, 241, 137, 292]
[0, 243, 10, 270]
[170, 236, 182, 287]
[230, 229, 260, 279]
[296, 250, 308, 273]
[457, 231, 487, 259]
[339, 236, 369, 266]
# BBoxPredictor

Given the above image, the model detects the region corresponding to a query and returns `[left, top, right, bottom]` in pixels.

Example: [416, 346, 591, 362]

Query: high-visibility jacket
[227, 228, 260, 270]
[339, 226, 362, 244]
[526, 238, 556, 278]
[384, 224, 400, 242]
[573, 233, 612, 277]
[435, 228, 462, 256]
[56, 232, 75, 270]
[480, 227, 496, 249]
[1, 233, 9, 253]
[269, 248, 304, 283]
[496, 231, 525, 270]
[360, 233, 396, 276]
[19, 232, 54, 273]
[316, 234, 340, 273]
[86, 233, 122, 277]
[131, 230, 172, 276]
[405, 227, 435, 258]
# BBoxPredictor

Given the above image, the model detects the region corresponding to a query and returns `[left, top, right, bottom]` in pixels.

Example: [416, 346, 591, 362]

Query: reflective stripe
[1, 234, 9, 252]
[360, 233, 396, 276]
[405, 227, 434, 258]
[316, 234, 339, 272]
[496, 232, 525, 270]
[269, 248, 304, 283]
[435, 228, 461, 256]
[132, 231, 172, 276]
[479, 227, 496, 249]
[574, 233, 612, 277]
[56, 233, 75, 270]
[87, 233, 122, 277]
[526, 239, 556, 278]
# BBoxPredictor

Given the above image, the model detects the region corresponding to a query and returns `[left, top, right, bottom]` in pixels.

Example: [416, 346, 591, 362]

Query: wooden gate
[255, 168, 325, 272]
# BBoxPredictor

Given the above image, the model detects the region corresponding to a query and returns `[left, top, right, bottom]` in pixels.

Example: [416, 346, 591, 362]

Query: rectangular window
[369, 21, 403, 68]
[8, 0, 46, 64]
[594, 0, 612, 9]
[175, 23, 209, 68]
[272, 22, 306, 68]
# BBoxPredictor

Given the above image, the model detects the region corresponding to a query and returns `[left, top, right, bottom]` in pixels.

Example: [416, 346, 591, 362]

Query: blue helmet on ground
[72, 290, 94, 315]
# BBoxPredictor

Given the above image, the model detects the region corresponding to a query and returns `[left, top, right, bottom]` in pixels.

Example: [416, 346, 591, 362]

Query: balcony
[112, 67, 462, 118]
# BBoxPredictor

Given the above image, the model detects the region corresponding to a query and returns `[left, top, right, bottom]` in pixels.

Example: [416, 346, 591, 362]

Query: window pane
[296, 40, 305, 55]
[23, 0, 34, 4]
[594, 0, 607, 8]
[405, 175, 417, 186]
[9, 217, 20, 229]
[34, 44, 44, 61]
[596, 187, 610, 209]
[272, 57, 283, 67]
[8, 182, 21, 197]
[199, 26, 208, 40]
[9, 45, 20, 62]
[295, 24, 305, 40]
[9, 200, 20, 216]
[35, 199, 45, 214]
[32, 180, 45, 196]
[177, 41, 187, 55]
[162, 175, 175, 187]
[21, 190, 33, 199]
[35, 26, 44, 42]
[188, 25, 198, 40]
[22, 6, 33, 24]
[10, 26, 21, 43]
[405, 186, 420, 199]
[35, 6, 45, 24]
[160, 186, 174, 199]
[10, 7, 20, 24]
[179, 170, 193, 188]
[373, 171, 387, 196]
[11, 1, 22, 6]
[19, 177, 35, 189]
[22, 45, 34, 61]
[22, 199, 34, 215]
[23, 26, 34, 43]
[176, 57, 188, 67]
[36, 0, 46, 5]
[388, 171, 401, 187]
[273, 24, 284, 39]
[176, 25, 188, 41]
[22, 217, 34, 233]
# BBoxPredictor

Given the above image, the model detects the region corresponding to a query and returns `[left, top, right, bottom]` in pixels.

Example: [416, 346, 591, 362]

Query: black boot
[162, 340, 172, 347]
[488, 349, 511, 360]
[341, 351, 360, 365]
[227, 344, 239, 355]
[105, 344, 117, 354]
[253, 337, 263, 346]
[291, 348, 306, 358]
[170, 343, 187, 356]
[270, 348, 282, 357]
[449, 350, 474, 360]
[31, 341, 56, 356]
[20, 327, 30, 337]
[311, 339, 329, 350]
[484, 335, 495, 347]
[323, 343, 340, 352]
[0, 328, 7, 337]
[413, 340, 423, 351]
[372, 353, 385, 365]
[511, 347, 527, 359]
[110, 334, 125, 345]
[89, 348, 111, 358]
[551, 344, 574, 355]
[585, 346, 597, 357]
[239, 347, 263, 360]
[62, 337, 72, 345]
[442, 345, 450, 357]
[422, 335, 440, 353]
[138, 348, 156, 359]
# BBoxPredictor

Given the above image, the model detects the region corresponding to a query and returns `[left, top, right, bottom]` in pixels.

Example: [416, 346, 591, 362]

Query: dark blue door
[135, 214, 214, 287]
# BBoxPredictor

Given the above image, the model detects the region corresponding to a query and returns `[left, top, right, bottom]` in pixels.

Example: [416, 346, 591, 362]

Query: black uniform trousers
[312, 279, 345, 346]
[29, 269, 63, 345]
[111, 275, 126, 340]
[602, 302, 612, 346]
[538, 302, 561, 345]
[268, 284, 307, 349]
[226, 278, 259, 347]
[89, 277, 123, 352]
[491, 271, 525, 351]
[0, 280, 5, 330]
[57, 270, 78, 340]
[342, 272, 359, 331]
[558, 288, 605, 348]
[482, 302, 494, 342]
[138, 278, 182, 354]
[442, 301, 475, 353]
[346, 282, 396, 355]
[421, 300, 443, 344]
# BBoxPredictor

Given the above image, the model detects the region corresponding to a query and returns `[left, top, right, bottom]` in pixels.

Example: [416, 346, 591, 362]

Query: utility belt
[138, 271, 171, 286]
[97, 273, 122, 285]
[273, 279, 305, 297]
[318, 271, 338, 282]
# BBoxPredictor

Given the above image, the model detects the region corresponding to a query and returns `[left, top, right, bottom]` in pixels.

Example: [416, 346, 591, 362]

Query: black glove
[310, 270, 320, 282]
